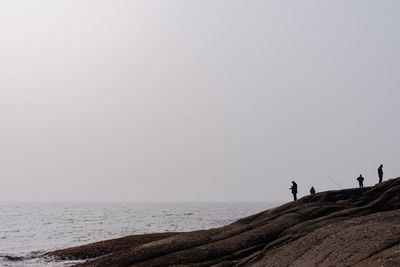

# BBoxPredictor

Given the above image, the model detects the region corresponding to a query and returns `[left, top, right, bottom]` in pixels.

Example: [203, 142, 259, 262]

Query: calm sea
[0, 201, 279, 266]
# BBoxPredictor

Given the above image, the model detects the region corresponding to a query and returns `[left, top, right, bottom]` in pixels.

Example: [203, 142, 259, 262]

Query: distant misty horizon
[1, 0, 399, 202]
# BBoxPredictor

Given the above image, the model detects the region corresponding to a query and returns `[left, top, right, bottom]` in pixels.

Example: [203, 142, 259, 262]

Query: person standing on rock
[357, 175, 364, 188]
[378, 164, 383, 183]
[290, 181, 298, 201]
[310, 186, 316, 195]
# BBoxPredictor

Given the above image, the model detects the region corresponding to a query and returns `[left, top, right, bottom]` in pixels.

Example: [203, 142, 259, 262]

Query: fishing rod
[329, 177, 342, 189]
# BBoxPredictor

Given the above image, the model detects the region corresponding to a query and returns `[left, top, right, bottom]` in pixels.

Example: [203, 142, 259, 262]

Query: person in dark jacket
[310, 186, 316, 195]
[290, 181, 298, 200]
[357, 175, 364, 188]
[378, 164, 383, 183]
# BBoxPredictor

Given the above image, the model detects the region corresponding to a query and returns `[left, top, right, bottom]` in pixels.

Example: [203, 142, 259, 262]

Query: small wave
[1, 250, 44, 262]
[184, 213, 194, 216]
[2, 255, 25, 261]
[29, 250, 45, 257]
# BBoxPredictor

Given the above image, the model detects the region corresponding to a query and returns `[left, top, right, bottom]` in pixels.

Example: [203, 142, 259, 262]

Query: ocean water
[0, 201, 279, 267]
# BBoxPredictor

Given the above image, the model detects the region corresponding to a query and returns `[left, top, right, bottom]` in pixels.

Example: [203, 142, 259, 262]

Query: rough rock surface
[44, 177, 400, 267]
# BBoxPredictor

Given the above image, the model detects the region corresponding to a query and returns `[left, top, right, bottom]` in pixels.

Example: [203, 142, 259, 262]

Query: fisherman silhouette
[310, 186, 316, 195]
[378, 164, 383, 183]
[357, 175, 364, 188]
[290, 181, 298, 201]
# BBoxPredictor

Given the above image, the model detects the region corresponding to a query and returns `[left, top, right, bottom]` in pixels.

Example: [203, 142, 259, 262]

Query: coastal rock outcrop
[44, 177, 400, 267]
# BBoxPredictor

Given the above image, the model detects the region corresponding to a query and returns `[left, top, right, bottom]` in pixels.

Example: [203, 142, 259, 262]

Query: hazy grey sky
[1, 1, 399, 201]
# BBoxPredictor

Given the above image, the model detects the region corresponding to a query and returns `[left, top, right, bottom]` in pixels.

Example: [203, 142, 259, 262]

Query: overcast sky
[0, 0, 399, 202]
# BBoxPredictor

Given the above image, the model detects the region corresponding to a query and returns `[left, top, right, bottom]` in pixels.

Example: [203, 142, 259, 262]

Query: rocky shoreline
[44, 178, 400, 267]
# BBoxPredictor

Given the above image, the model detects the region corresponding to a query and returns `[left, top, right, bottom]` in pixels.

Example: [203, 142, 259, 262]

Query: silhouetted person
[357, 174, 364, 188]
[290, 181, 298, 201]
[378, 164, 383, 183]
[310, 186, 316, 195]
